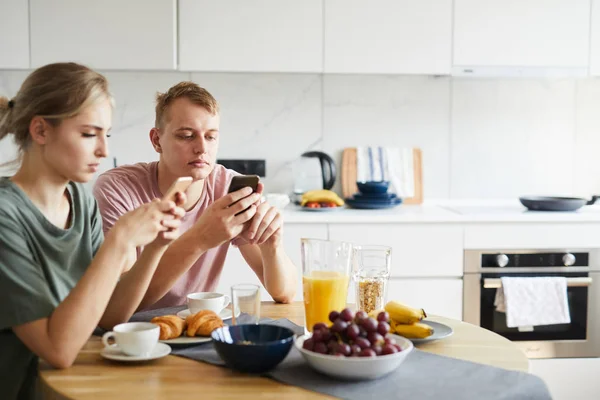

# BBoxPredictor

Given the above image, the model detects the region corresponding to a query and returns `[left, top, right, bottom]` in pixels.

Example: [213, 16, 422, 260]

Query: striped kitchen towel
[356, 146, 415, 198]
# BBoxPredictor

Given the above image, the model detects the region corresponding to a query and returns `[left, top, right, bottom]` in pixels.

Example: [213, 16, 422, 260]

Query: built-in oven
[464, 249, 600, 359]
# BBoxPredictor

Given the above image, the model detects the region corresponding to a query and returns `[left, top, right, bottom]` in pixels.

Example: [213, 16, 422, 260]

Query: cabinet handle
[483, 277, 592, 289]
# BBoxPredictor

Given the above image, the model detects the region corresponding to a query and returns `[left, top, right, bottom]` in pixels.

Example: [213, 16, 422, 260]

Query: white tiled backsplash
[1, 71, 600, 199]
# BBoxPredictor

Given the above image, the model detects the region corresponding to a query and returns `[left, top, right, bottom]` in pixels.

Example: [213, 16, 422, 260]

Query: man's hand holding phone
[191, 176, 262, 250]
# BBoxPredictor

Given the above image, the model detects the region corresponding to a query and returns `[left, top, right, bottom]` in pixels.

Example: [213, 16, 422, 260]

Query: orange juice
[303, 271, 349, 331]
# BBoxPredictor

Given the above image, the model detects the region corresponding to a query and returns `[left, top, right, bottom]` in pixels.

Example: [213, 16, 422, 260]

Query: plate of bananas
[300, 190, 345, 211]
[372, 301, 454, 344]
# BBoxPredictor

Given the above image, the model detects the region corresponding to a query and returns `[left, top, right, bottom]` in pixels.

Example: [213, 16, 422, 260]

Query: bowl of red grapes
[295, 308, 414, 380]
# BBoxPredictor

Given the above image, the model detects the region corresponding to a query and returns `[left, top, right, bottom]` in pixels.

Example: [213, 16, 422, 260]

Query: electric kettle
[292, 151, 336, 201]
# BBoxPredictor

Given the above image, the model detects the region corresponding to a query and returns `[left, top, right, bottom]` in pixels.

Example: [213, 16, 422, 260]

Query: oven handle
[483, 277, 593, 289]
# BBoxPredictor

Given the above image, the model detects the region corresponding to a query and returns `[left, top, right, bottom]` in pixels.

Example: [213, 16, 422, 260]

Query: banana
[300, 190, 345, 206]
[394, 322, 434, 339]
[389, 319, 398, 333]
[384, 300, 427, 324]
[368, 309, 385, 319]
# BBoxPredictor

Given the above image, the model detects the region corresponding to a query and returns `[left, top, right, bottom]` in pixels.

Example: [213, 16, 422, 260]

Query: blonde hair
[0, 62, 113, 164]
[155, 81, 219, 129]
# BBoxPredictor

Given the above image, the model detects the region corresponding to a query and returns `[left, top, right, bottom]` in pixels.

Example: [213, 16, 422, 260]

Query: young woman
[0, 62, 186, 399]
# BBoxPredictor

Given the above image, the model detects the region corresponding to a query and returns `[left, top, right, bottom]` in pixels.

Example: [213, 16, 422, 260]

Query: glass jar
[353, 245, 392, 314]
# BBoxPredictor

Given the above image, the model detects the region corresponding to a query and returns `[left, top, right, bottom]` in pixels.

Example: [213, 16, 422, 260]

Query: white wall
[2, 71, 600, 199]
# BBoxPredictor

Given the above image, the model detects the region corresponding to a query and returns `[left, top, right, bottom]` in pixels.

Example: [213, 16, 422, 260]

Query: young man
[93, 82, 297, 310]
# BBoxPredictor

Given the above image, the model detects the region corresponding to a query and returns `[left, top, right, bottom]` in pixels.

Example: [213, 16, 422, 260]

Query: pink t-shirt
[93, 162, 237, 310]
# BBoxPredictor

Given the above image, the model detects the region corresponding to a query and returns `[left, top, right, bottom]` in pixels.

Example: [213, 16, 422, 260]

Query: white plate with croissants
[151, 310, 225, 345]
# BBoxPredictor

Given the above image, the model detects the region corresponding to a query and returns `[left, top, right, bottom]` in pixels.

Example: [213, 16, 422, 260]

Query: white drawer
[464, 223, 600, 249]
[328, 224, 463, 277]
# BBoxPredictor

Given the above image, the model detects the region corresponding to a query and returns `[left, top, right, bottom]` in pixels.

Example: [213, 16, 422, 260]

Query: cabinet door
[179, 0, 323, 72]
[30, 0, 176, 70]
[530, 358, 600, 400]
[590, 0, 600, 75]
[454, 0, 590, 68]
[217, 224, 328, 301]
[328, 224, 463, 278]
[387, 278, 463, 320]
[0, 0, 29, 68]
[324, 0, 452, 74]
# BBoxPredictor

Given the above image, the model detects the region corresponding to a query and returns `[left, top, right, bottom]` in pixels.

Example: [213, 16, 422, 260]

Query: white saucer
[176, 308, 233, 320]
[101, 342, 171, 362]
[159, 335, 212, 345]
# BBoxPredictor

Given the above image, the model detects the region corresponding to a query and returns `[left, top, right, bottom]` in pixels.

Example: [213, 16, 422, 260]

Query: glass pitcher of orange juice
[301, 238, 353, 331]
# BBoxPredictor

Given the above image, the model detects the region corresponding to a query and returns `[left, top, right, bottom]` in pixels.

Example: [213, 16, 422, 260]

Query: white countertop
[282, 200, 600, 224]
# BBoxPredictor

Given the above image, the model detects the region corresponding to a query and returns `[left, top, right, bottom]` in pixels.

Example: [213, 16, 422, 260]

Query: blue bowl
[356, 181, 390, 194]
[211, 324, 295, 373]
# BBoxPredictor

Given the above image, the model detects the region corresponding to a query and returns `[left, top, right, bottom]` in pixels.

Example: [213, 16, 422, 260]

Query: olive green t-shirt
[0, 178, 103, 400]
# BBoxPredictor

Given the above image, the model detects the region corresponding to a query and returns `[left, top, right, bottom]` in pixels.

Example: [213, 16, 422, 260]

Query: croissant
[151, 315, 187, 340]
[186, 310, 224, 337]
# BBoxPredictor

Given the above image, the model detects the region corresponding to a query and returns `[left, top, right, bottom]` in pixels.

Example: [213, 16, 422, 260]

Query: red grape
[327, 340, 339, 353]
[313, 342, 327, 354]
[384, 335, 397, 346]
[359, 348, 376, 357]
[367, 332, 384, 345]
[340, 308, 354, 322]
[351, 344, 362, 356]
[358, 326, 368, 337]
[362, 317, 378, 333]
[382, 344, 398, 355]
[393, 344, 402, 352]
[313, 322, 327, 332]
[354, 310, 368, 324]
[331, 319, 348, 334]
[377, 311, 390, 323]
[354, 337, 371, 349]
[377, 321, 390, 336]
[303, 338, 315, 351]
[338, 343, 352, 356]
[346, 324, 360, 340]
[372, 344, 383, 356]
[328, 311, 340, 323]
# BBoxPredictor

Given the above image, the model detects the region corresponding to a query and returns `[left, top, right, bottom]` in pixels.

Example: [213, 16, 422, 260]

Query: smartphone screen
[227, 175, 260, 194]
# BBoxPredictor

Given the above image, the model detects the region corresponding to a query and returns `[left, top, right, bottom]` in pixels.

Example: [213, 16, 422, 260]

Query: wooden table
[39, 302, 529, 400]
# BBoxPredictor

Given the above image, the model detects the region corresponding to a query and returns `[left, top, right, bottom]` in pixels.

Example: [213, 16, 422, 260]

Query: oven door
[464, 271, 600, 358]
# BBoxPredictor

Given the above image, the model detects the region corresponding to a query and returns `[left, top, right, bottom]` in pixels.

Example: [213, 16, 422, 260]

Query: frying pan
[519, 196, 600, 212]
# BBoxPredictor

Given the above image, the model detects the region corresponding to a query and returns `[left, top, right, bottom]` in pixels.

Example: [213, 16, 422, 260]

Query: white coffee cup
[187, 292, 230, 314]
[101, 322, 159, 357]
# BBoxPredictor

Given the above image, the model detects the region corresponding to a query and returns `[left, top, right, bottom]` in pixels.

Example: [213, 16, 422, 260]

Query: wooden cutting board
[341, 147, 423, 204]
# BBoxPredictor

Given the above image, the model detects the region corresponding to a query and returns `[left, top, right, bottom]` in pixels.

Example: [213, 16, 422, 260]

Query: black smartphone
[227, 175, 260, 194]
[227, 175, 260, 215]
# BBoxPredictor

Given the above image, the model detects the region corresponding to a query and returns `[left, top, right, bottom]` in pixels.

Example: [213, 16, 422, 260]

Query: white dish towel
[494, 277, 571, 328]
[356, 146, 415, 197]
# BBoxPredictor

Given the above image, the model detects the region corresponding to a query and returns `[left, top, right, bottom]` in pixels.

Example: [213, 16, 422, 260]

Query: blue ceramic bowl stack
[346, 181, 402, 209]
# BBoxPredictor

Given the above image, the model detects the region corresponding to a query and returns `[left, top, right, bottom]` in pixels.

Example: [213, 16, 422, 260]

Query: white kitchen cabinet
[29, 0, 177, 70]
[324, 0, 452, 74]
[386, 278, 463, 320]
[530, 358, 600, 400]
[217, 224, 328, 301]
[328, 224, 464, 278]
[179, 0, 323, 72]
[464, 223, 600, 250]
[453, 0, 590, 70]
[590, 0, 600, 75]
[0, 0, 29, 68]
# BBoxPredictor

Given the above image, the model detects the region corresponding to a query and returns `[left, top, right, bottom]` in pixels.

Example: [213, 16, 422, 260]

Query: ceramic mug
[187, 292, 231, 314]
[101, 322, 159, 357]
